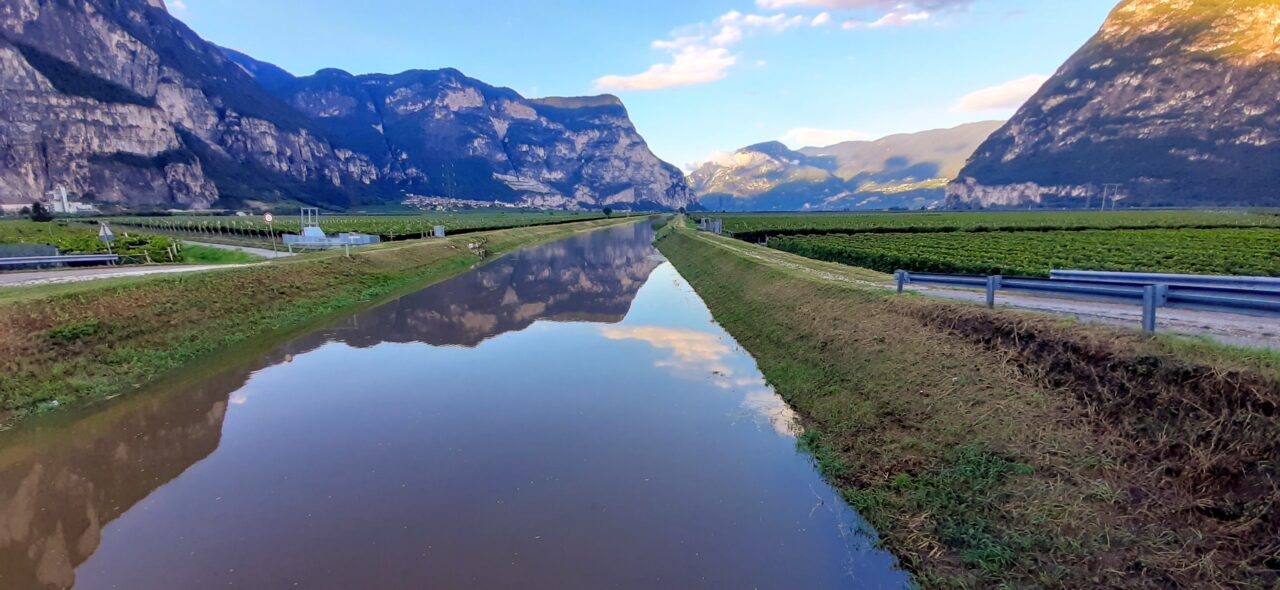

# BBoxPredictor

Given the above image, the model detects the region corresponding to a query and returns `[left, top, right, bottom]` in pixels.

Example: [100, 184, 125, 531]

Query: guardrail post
[986, 275, 1002, 309]
[895, 270, 907, 294]
[1155, 283, 1169, 307]
[1142, 285, 1157, 335]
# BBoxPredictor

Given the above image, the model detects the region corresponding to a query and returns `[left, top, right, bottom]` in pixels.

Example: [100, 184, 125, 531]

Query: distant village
[400, 194, 525, 211]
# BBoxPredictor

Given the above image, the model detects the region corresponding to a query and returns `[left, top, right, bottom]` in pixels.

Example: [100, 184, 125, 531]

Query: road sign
[98, 222, 115, 243]
[264, 212, 274, 224]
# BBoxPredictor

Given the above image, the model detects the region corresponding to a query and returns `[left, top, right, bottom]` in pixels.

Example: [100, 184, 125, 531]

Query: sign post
[96, 220, 114, 254]
[264, 212, 276, 255]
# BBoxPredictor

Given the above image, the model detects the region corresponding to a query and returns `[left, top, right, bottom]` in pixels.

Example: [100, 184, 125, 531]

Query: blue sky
[169, 0, 1118, 170]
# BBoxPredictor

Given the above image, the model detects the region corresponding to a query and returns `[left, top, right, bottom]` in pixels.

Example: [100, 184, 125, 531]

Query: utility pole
[1101, 183, 1122, 211]
[441, 162, 457, 201]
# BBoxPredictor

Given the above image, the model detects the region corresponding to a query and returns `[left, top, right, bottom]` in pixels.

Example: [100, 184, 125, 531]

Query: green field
[98, 210, 612, 241]
[0, 220, 181, 264]
[717, 210, 1280, 240]
[178, 244, 265, 264]
[769, 228, 1280, 277]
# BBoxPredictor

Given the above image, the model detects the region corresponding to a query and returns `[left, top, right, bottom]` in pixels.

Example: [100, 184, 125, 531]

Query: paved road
[183, 240, 294, 259]
[697, 232, 1280, 350]
[0, 264, 247, 287]
[913, 284, 1280, 349]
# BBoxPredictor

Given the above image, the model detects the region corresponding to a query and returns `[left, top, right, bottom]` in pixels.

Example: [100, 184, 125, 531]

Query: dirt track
[915, 285, 1280, 349]
[0, 264, 246, 287]
[695, 231, 1280, 349]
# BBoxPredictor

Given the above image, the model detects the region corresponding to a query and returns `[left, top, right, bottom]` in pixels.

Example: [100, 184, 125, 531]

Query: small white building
[40, 186, 98, 214]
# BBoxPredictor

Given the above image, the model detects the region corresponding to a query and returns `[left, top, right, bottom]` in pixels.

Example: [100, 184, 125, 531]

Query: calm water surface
[0, 223, 908, 589]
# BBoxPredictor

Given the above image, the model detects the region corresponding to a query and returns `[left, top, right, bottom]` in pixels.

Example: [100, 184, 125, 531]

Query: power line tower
[1101, 183, 1123, 211]
[441, 162, 457, 200]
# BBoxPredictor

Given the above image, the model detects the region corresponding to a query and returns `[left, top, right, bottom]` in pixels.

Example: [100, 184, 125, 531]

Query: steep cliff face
[690, 122, 1000, 211]
[948, 0, 1280, 209]
[226, 52, 690, 210]
[0, 0, 690, 210]
[0, 0, 382, 209]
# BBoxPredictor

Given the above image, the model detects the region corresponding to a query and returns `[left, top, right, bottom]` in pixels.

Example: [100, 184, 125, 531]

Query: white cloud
[685, 150, 738, 172]
[780, 127, 871, 148]
[595, 9, 806, 92]
[811, 11, 833, 26]
[843, 10, 930, 28]
[170, 0, 188, 9]
[761, 0, 971, 28]
[950, 74, 1049, 112]
[595, 46, 738, 92]
[757, 0, 971, 9]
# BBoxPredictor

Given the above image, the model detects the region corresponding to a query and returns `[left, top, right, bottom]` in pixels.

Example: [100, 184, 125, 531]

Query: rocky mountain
[690, 121, 1001, 211]
[224, 52, 689, 210]
[0, 0, 690, 211]
[948, 0, 1280, 209]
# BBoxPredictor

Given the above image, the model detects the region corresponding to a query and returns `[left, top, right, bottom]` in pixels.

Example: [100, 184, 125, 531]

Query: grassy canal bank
[656, 224, 1280, 589]
[0, 217, 640, 424]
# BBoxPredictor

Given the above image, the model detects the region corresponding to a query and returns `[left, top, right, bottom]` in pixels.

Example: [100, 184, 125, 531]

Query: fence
[895, 269, 1280, 334]
[0, 254, 120, 270]
[282, 231, 380, 254]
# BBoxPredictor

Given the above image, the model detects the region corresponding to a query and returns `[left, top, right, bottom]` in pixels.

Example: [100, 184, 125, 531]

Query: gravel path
[0, 264, 247, 287]
[692, 230, 1280, 349]
[914, 285, 1280, 349]
[183, 240, 294, 259]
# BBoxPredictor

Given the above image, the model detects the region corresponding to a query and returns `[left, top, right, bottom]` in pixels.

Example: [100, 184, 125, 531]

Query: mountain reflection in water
[0, 221, 908, 590]
[0, 223, 662, 589]
[308, 221, 662, 348]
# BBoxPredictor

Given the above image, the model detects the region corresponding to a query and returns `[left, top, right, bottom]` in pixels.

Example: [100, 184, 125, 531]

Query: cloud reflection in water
[600, 325, 800, 437]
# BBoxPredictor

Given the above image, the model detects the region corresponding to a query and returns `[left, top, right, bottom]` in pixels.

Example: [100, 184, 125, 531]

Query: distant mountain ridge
[0, 0, 691, 210]
[948, 0, 1280, 208]
[690, 121, 1001, 211]
[223, 52, 690, 210]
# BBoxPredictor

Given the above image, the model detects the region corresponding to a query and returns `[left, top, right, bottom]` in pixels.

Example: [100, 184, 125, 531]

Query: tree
[30, 202, 53, 222]
[602, 206, 613, 217]
[678, 206, 686, 215]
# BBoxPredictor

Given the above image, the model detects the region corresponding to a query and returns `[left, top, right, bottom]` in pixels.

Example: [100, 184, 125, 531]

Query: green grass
[716, 209, 1280, 240]
[0, 217, 640, 423]
[656, 223, 1280, 588]
[770, 228, 1280, 276]
[180, 244, 265, 264]
[93, 210, 617, 241]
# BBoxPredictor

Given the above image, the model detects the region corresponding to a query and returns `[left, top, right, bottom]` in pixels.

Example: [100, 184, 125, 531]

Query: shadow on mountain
[875, 158, 941, 180]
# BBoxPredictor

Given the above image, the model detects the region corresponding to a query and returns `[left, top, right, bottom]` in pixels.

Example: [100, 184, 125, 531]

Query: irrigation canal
[0, 222, 908, 589]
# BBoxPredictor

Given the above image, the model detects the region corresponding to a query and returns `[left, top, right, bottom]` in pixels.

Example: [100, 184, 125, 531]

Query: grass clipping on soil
[0, 218, 634, 423]
[656, 227, 1280, 589]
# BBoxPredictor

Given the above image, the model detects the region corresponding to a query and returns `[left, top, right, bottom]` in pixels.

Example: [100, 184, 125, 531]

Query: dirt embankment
[657, 227, 1279, 589]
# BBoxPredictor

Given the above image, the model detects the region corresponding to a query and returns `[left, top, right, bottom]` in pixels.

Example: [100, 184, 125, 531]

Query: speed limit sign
[264, 212, 274, 224]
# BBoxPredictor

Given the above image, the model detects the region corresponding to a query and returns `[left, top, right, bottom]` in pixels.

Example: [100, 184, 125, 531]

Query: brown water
[0, 223, 909, 589]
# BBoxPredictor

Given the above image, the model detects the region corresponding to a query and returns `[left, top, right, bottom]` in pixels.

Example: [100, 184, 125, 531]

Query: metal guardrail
[895, 269, 1280, 334]
[0, 254, 120, 269]
[1051, 270, 1280, 290]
